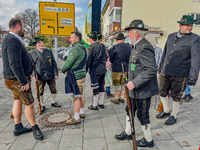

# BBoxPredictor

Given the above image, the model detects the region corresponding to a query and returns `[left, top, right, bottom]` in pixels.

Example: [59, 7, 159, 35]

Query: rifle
[122, 63, 137, 150]
[32, 59, 42, 115]
[34, 73, 42, 115]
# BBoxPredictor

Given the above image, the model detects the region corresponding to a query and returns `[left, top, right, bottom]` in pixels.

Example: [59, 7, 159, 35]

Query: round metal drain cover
[39, 110, 74, 127]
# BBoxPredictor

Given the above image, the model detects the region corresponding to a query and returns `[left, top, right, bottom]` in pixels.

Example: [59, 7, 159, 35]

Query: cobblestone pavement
[0, 57, 200, 150]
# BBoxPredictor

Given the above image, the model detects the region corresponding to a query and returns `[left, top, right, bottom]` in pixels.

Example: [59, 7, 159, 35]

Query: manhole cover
[39, 110, 74, 127]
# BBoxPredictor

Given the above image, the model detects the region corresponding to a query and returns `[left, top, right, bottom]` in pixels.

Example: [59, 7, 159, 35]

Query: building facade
[102, 0, 200, 49]
[121, 0, 200, 49]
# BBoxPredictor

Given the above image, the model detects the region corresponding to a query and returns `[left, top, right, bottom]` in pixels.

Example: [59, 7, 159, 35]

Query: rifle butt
[10, 112, 14, 118]
[132, 137, 137, 150]
[35, 80, 42, 115]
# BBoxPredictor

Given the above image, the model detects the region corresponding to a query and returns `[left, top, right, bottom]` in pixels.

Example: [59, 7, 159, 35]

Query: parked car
[58, 47, 71, 58]
[62, 47, 72, 60]
[58, 50, 65, 58]
[58, 47, 64, 52]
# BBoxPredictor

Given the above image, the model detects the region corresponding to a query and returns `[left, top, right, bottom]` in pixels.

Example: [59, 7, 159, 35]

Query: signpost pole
[53, 0, 58, 65]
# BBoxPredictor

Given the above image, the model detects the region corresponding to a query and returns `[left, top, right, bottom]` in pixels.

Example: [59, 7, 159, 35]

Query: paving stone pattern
[0, 58, 200, 150]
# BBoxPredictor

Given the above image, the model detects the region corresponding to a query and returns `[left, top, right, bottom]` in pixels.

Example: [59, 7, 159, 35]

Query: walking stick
[122, 63, 137, 150]
[34, 72, 42, 115]
[10, 112, 14, 118]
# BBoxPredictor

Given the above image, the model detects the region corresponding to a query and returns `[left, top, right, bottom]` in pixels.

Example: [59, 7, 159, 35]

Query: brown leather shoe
[66, 117, 81, 125]
[118, 97, 124, 103]
[110, 99, 119, 104]
[80, 114, 85, 118]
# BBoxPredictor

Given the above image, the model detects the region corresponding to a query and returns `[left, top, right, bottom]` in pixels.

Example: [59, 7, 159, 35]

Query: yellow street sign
[39, 2, 75, 36]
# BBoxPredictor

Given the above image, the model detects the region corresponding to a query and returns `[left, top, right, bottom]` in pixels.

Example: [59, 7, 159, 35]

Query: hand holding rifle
[122, 63, 137, 150]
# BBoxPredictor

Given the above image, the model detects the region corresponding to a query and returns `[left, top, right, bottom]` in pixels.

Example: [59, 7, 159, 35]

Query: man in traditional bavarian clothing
[2, 18, 43, 140]
[156, 15, 200, 125]
[109, 33, 131, 104]
[29, 37, 61, 112]
[86, 31, 107, 110]
[115, 20, 159, 147]
[61, 31, 86, 124]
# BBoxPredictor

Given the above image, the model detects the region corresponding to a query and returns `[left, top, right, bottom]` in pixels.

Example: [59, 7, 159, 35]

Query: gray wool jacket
[2, 33, 31, 86]
[128, 38, 159, 99]
[29, 48, 58, 81]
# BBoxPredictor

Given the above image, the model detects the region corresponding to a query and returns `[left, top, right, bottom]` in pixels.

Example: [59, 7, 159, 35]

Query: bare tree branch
[15, 9, 39, 41]
[0, 25, 5, 31]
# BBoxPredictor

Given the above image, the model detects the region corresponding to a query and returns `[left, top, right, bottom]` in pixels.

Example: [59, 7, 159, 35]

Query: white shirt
[9, 32, 23, 43]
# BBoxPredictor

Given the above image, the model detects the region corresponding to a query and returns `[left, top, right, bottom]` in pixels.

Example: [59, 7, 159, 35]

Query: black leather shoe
[88, 105, 98, 110]
[137, 137, 154, 147]
[14, 123, 32, 136]
[41, 106, 46, 112]
[32, 124, 43, 141]
[98, 104, 105, 109]
[115, 131, 132, 140]
[156, 111, 170, 119]
[182, 94, 193, 102]
[165, 116, 176, 125]
[51, 102, 61, 107]
[107, 93, 113, 98]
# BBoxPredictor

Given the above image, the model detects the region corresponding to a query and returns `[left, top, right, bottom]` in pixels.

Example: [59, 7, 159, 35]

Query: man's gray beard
[129, 37, 137, 45]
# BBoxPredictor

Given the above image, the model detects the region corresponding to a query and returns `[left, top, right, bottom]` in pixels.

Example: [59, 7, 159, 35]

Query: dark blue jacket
[109, 42, 131, 72]
[159, 32, 200, 85]
[86, 42, 107, 75]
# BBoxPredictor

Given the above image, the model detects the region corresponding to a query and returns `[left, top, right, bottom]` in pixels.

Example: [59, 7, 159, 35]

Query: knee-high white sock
[80, 108, 84, 114]
[74, 113, 80, 120]
[93, 94, 99, 107]
[171, 101, 181, 119]
[160, 96, 169, 113]
[125, 115, 131, 135]
[99, 92, 104, 105]
[52, 94, 56, 104]
[40, 95, 44, 106]
[142, 124, 152, 142]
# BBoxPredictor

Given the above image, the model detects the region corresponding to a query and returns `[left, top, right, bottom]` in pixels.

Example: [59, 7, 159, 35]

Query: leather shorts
[126, 97, 151, 125]
[4, 76, 34, 106]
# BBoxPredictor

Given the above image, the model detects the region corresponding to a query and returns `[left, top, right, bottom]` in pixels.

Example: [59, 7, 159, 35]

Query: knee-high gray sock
[171, 101, 181, 119]
[142, 124, 152, 142]
[160, 96, 169, 113]
[99, 92, 104, 105]
[93, 94, 99, 107]
[40, 95, 44, 106]
[125, 115, 131, 135]
[51, 94, 56, 104]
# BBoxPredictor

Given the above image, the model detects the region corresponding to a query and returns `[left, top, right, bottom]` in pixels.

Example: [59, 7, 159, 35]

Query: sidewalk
[0, 58, 200, 150]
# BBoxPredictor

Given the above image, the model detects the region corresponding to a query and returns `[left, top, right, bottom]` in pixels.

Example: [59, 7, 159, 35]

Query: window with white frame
[109, 8, 121, 25]
[115, 9, 121, 22]
[191, 13, 200, 26]
[109, 10, 114, 25]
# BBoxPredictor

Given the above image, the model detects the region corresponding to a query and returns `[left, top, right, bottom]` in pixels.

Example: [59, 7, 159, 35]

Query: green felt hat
[33, 37, 44, 45]
[177, 15, 198, 25]
[87, 31, 99, 39]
